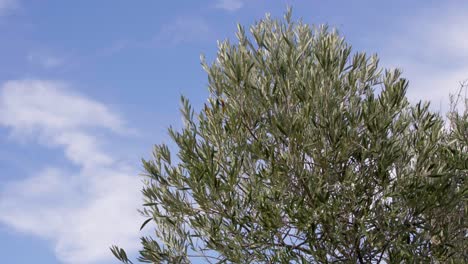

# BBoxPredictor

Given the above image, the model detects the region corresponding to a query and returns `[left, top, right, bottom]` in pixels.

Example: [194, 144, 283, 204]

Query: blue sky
[0, 0, 467, 263]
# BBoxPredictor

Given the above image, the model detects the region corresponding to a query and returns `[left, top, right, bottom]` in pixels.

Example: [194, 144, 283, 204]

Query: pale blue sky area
[0, 1, 467, 263]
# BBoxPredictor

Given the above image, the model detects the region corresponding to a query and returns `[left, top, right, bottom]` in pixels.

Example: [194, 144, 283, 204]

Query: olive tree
[112, 10, 467, 263]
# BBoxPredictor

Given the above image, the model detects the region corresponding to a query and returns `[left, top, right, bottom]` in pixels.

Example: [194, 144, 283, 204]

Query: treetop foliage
[112, 9, 467, 263]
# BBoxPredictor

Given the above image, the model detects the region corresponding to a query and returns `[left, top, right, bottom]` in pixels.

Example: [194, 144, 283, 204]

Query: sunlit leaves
[112, 8, 467, 263]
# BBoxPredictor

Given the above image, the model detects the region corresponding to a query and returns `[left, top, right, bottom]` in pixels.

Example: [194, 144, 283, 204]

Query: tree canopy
[112, 9, 467, 263]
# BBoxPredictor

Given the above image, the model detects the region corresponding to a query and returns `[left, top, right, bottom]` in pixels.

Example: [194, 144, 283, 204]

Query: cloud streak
[155, 17, 213, 45]
[215, 0, 243, 11]
[0, 80, 143, 264]
[27, 53, 64, 69]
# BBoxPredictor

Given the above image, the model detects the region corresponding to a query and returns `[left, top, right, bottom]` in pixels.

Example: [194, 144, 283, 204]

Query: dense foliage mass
[112, 10, 467, 263]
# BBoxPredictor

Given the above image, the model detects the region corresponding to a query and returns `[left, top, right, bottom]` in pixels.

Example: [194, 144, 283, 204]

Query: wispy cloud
[400, 7, 468, 60]
[0, 80, 143, 264]
[96, 40, 130, 56]
[215, 0, 243, 11]
[0, 0, 16, 14]
[379, 5, 468, 112]
[27, 53, 64, 69]
[155, 17, 213, 45]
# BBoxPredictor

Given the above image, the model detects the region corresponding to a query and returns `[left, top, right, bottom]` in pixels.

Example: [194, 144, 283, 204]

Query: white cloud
[379, 6, 468, 113]
[0, 80, 128, 167]
[404, 8, 468, 60]
[0, 80, 144, 264]
[0, 80, 124, 132]
[215, 0, 243, 11]
[0, 0, 17, 15]
[156, 17, 212, 45]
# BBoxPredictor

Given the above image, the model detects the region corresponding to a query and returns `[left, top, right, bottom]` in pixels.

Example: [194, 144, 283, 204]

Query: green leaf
[140, 217, 153, 231]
